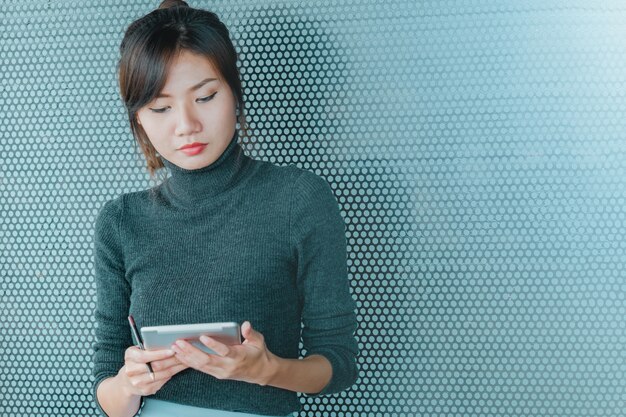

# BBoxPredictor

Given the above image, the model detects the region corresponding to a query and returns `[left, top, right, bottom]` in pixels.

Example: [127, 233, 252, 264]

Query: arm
[264, 353, 333, 395]
[96, 375, 142, 417]
[288, 170, 361, 397]
[91, 196, 143, 417]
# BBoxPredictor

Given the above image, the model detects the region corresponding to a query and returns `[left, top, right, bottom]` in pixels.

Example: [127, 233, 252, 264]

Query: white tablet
[140, 321, 242, 355]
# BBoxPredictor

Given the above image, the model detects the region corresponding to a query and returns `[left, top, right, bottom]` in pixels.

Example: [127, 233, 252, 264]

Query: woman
[91, 1, 360, 417]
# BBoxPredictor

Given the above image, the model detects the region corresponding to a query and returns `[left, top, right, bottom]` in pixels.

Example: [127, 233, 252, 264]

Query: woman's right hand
[117, 345, 189, 397]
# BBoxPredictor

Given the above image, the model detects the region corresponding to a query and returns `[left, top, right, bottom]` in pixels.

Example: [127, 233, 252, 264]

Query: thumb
[241, 321, 262, 344]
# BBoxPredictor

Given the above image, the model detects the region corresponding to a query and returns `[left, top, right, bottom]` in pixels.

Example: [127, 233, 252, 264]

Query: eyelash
[149, 92, 217, 113]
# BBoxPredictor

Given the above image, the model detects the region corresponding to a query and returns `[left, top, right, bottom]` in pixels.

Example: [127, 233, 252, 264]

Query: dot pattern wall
[1, 1, 626, 416]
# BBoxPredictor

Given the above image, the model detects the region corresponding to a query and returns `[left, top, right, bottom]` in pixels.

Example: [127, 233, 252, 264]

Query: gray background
[1, 0, 625, 416]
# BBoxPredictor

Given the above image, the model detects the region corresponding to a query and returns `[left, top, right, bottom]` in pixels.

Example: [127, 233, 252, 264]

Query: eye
[197, 92, 217, 103]
[148, 93, 217, 113]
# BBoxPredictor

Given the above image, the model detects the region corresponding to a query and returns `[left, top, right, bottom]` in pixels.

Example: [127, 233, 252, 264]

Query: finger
[126, 361, 153, 377]
[172, 351, 223, 379]
[142, 364, 183, 383]
[125, 362, 166, 382]
[172, 340, 216, 368]
[241, 321, 265, 347]
[140, 364, 187, 391]
[198, 335, 231, 357]
[169, 364, 188, 377]
[150, 356, 187, 372]
[172, 339, 207, 356]
[126, 345, 175, 364]
[129, 353, 191, 376]
[242, 321, 253, 338]
[127, 346, 175, 364]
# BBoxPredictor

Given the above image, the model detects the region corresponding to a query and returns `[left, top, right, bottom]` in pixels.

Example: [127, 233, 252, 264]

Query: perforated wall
[1, 1, 625, 416]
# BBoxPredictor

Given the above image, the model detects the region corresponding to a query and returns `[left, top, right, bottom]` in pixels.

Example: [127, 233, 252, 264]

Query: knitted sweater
[91, 131, 360, 416]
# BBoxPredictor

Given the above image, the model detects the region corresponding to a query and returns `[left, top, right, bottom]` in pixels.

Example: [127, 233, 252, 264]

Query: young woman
[91, 1, 360, 417]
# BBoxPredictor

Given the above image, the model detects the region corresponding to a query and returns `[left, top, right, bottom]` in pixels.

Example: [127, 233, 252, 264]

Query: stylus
[128, 315, 156, 381]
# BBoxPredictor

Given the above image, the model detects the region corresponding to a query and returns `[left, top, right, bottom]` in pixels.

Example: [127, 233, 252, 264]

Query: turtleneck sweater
[91, 130, 360, 416]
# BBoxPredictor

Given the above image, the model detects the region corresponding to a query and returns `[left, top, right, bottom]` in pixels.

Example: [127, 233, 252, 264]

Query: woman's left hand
[170, 321, 277, 386]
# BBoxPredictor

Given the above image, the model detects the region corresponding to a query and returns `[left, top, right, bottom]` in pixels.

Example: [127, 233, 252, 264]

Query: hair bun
[158, 0, 189, 9]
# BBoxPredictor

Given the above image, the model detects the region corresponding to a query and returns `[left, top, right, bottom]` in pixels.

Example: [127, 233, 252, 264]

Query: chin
[184, 155, 219, 169]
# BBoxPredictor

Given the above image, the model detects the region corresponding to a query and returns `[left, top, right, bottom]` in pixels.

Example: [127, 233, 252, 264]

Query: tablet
[140, 321, 242, 355]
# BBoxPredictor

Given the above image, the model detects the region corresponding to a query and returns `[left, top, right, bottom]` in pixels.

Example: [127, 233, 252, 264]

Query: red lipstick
[179, 142, 207, 150]
[179, 142, 208, 156]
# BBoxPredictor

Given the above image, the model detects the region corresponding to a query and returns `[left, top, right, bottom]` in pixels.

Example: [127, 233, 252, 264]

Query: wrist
[115, 370, 137, 399]
[261, 351, 282, 387]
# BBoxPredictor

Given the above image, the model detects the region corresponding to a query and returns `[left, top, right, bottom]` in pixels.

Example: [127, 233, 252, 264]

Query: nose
[174, 103, 202, 136]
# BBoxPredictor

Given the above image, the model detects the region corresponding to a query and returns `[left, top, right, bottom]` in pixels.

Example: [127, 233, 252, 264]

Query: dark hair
[117, 0, 249, 181]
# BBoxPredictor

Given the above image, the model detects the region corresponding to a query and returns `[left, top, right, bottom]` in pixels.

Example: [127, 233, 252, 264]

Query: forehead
[160, 50, 222, 91]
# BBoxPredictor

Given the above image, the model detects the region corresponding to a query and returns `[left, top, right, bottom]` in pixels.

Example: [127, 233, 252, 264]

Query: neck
[159, 130, 247, 208]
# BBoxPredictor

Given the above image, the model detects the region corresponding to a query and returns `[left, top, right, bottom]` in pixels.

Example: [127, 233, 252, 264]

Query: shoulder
[292, 167, 334, 195]
[95, 194, 124, 224]
[95, 188, 154, 225]
[284, 165, 343, 226]
[93, 194, 126, 247]
[287, 166, 346, 245]
[250, 159, 302, 184]
[261, 160, 338, 198]
[252, 159, 333, 192]
[110, 186, 165, 213]
[244, 160, 338, 212]
[285, 165, 338, 206]
[96, 188, 152, 214]
[239, 158, 313, 193]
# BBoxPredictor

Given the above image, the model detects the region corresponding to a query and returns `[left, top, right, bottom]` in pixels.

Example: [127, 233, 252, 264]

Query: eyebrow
[155, 77, 218, 98]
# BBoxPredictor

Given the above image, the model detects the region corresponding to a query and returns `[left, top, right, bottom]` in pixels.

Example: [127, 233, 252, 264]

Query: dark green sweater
[91, 131, 360, 416]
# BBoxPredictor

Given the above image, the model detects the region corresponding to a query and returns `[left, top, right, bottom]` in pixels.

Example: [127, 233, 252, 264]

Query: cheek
[140, 119, 173, 149]
[212, 102, 237, 124]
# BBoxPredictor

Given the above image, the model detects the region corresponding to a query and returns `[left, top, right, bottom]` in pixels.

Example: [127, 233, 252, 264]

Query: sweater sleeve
[289, 170, 360, 397]
[91, 196, 144, 416]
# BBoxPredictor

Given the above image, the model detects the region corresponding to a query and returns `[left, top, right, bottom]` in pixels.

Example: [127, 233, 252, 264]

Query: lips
[179, 142, 207, 150]
[179, 143, 207, 156]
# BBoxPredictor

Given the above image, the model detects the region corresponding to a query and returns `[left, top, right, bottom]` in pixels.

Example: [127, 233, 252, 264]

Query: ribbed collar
[159, 130, 247, 208]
